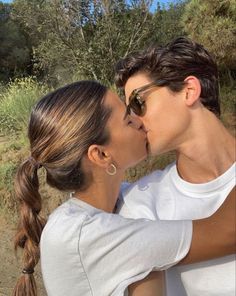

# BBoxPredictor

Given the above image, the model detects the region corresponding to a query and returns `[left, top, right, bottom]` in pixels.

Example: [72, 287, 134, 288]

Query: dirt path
[0, 214, 46, 296]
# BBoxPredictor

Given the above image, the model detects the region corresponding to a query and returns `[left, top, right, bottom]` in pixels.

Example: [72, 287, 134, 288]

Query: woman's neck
[74, 172, 124, 213]
[176, 109, 235, 183]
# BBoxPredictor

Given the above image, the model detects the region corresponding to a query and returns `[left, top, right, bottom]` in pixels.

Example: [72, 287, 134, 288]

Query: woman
[13, 80, 234, 296]
[13, 80, 192, 296]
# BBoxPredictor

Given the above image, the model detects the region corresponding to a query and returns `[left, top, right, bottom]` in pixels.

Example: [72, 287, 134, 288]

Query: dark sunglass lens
[125, 105, 131, 118]
[130, 96, 142, 116]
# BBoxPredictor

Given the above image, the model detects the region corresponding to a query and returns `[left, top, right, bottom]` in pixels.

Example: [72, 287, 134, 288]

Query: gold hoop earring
[106, 164, 117, 176]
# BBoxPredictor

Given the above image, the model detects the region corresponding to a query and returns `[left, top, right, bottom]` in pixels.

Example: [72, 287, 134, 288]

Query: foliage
[220, 85, 236, 133]
[0, 0, 235, 86]
[220, 85, 236, 114]
[0, 133, 29, 213]
[125, 152, 176, 182]
[11, 0, 185, 85]
[0, 2, 32, 81]
[182, 0, 236, 73]
[0, 77, 49, 135]
[0, 161, 16, 192]
[150, 1, 186, 45]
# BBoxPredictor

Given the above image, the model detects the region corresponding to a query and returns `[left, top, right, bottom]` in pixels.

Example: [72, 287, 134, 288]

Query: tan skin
[129, 271, 166, 296]
[124, 73, 235, 296]
[76, 90, 147, 211]
[74, 89, 235, 296]
[129, 188, 235, 296]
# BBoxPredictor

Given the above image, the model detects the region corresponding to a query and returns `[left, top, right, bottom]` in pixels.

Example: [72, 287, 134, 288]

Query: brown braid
[13, 159, 46, 296]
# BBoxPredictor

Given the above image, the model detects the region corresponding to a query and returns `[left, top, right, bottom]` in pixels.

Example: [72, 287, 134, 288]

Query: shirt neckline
[69, 197, 103, 215]
[171, 161, 236, 193]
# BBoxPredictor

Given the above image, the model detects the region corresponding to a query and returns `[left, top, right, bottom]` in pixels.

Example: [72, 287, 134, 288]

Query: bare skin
[129, 187, 235, 296]
[129, 271, 166, 296]
[124, 73, 236, 296]
[74, 86, 235, 296]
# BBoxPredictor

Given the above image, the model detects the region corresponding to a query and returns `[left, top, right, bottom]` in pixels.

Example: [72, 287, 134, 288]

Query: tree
[182, 0, 236, 84]
[12, 0, 154, 85]
[0, 2, 31, 81]
[150, 1, 186, 46]
[10, 0, 189, 85]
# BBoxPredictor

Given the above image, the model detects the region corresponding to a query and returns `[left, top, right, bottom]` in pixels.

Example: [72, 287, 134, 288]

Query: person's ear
[184, 76, 201, 107]
[87, 145, 112, 169]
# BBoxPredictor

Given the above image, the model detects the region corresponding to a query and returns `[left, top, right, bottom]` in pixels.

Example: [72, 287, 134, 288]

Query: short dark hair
[115, 37, 220, 117]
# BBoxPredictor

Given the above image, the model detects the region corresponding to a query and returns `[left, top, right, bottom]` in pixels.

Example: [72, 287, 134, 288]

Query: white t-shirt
[118, 161, 236, 296]
[40, 197, 192, 296]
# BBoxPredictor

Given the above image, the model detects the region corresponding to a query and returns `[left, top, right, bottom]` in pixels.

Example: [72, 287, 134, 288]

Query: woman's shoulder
[42, 199, 89, 242]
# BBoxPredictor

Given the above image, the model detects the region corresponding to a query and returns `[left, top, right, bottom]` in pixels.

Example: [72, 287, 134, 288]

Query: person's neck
[176, 109, 235, 183]
[74, 172, 124, 213]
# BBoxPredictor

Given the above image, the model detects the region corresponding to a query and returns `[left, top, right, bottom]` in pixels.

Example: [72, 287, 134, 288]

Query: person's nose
[131, 115, 146, 132]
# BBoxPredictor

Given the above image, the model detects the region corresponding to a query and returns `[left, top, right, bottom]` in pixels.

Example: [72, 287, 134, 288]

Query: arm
[126, 188, 235, 295]
[129, 271, 165, 296]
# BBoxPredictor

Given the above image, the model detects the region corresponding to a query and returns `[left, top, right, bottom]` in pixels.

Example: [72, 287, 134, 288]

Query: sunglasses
[125, 82, 159, 117]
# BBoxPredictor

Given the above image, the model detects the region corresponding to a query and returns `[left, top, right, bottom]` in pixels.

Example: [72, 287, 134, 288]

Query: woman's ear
[87, 145, 111, 168]
[184, 76, 201, 107]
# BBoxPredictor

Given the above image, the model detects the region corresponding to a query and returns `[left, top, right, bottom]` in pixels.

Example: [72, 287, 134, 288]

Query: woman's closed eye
[126, 114, 135, 125]
[127, 119, 132, 125]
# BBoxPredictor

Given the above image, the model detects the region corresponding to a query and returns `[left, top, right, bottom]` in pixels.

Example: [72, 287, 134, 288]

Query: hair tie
[22, 268, 34, 275]
[29, 156, 42, 169]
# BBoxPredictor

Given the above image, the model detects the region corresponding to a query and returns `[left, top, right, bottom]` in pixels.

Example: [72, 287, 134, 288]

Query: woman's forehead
[104, 90, 126, 120]
[104, 90, 121, 108]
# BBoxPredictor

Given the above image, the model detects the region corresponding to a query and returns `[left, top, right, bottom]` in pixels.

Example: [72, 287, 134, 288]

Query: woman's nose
[131, 115, 146, 132]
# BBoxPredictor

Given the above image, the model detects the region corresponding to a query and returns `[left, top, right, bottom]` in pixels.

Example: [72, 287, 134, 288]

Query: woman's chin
[125, 155, 145, 170]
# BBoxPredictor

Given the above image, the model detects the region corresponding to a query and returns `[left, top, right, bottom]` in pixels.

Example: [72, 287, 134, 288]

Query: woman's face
[104, 90, 147, 170]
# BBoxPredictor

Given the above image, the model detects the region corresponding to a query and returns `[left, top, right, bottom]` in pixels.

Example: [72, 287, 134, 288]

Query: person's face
[124, 72, 191, 156]
[104, 90, 147, 170]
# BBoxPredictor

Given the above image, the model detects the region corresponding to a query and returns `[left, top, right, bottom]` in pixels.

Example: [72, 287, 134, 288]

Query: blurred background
[0, 1, 235, 295]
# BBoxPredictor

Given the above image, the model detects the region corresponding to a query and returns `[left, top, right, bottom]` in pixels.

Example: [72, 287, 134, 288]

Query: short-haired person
[13, 80, 235, 296]
[115, 37, 235, 295]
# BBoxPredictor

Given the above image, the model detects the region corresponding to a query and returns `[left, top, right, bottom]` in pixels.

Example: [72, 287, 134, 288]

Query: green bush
[125, 153, 176, 182]
[0, 160, 17, 212]
[0, 77, 49, 135]
[219, 86, 236, 133]
[220, 85, 236, 114]
[0, 136, 29, 212]
[0, 161, 16, 192]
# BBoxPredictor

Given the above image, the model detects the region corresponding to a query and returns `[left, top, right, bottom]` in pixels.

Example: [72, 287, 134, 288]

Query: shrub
[0, 161, 16, 192]
[220, 85, 236, 114]
[0, 77, 49, 135]
[125, 153, 176, 182]
[0, 161, 17, 212]
[220, 86, 236, 134]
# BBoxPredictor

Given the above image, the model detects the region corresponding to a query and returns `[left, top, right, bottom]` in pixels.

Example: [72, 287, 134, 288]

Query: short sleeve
[79, 212, 192, 295]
